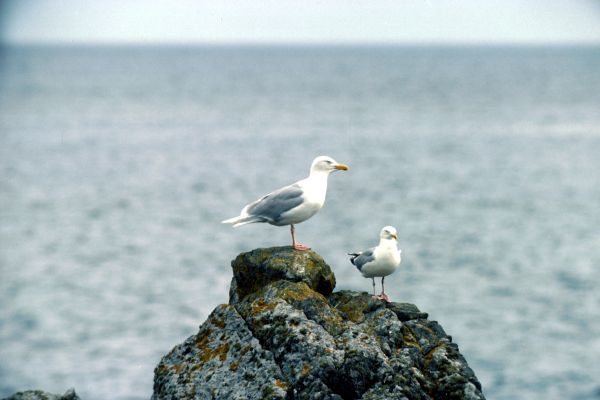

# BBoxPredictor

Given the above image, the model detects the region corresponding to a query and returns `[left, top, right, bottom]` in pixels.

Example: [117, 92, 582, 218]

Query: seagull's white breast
[276, 176, 327, 225]
[361, 244, 401, 278]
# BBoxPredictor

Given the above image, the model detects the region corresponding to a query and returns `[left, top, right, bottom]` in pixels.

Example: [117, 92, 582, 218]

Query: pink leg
[379, 276, 391, 302]
[290, 224, 310, 251]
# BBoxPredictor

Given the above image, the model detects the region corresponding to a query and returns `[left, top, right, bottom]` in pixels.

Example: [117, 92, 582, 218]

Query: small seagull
[222, 156, 349, 251]
[348, 226, 402, 302]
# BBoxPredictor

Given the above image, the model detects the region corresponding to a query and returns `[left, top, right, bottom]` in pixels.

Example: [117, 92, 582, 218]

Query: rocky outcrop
[152, 247, 485, 400]
[2, 389, 80, 400]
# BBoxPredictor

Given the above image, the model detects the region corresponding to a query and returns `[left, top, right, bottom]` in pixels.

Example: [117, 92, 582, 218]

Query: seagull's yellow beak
[391, 233, 398, 240]
[334, 163, 349, 171]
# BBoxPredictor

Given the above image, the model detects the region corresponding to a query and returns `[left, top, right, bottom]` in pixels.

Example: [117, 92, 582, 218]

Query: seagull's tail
[348, 252, 361, 265]
[221, 214, 265, 227]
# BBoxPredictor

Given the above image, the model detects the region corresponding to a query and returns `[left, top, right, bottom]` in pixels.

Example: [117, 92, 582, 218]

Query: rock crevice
[152, 247, 485, 400]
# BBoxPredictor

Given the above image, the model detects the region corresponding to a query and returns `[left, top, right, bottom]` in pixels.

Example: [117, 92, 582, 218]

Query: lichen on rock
[229, 246, 336, 303]
[153, 304, 287, 400]
[153, 247, 485, 400]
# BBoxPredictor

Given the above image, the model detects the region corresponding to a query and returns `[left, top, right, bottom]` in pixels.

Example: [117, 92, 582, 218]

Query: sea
[1, 44, 599, 400]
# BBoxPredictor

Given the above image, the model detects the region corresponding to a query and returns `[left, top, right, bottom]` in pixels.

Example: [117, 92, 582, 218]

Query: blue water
[1, 45, 599, 400]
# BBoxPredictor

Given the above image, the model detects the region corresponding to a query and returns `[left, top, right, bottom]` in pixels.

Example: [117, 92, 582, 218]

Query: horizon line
[2, 39, 600, 47]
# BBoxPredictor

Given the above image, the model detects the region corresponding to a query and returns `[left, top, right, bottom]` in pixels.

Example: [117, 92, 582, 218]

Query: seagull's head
[380, 226, 398, 241]
[310, 156, 349, 175]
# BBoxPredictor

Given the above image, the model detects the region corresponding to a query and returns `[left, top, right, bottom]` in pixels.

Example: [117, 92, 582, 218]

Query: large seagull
[222, 156, 348, 250]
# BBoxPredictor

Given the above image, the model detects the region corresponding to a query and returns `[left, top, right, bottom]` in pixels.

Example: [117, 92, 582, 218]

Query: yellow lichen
[173, 363, 184, 374]
[211, 317, 226, 329]
[423, 343, 446, 366]
[301, 363, 311, 377]
[251, 298, 277, 315]
[218, 343, 230, 361]
[278, 282, 316, 301]
[275, 379, 288, 389]
[402, 330, 422, 351]
[335, 299, 368, 323]
[197, 336, 230, 364]
[155, 364, 170, 376]
[240, 346, 252, 356]
[194, 330, 211, 350]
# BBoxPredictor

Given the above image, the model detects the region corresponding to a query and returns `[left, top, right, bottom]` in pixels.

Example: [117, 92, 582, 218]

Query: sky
[1, 0, 600, 44]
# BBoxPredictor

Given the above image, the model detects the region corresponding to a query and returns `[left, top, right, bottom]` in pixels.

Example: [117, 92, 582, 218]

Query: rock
[153, 304, 287, 400]
[153, 247, 485, 400]
[229, 246, 336, 303]
[2, 389, 80, 400]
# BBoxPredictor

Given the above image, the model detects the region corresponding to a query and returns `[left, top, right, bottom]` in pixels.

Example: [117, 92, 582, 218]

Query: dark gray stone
[229, 246, 336, 303]
[153, 247, 486, 400]
[2, 389, 80, 400]
[152, 304, 287, 400]
[385, 302, 429, 322]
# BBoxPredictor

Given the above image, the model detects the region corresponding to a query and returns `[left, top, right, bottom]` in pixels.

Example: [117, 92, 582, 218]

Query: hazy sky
[2, 0, 600, 44]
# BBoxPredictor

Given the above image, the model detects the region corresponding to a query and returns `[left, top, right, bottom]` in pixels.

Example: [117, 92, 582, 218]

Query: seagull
[222, 156, 349, 251]
[348, 226, 402, 302]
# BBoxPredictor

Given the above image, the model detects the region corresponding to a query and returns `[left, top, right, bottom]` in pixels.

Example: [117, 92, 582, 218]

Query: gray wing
[245, 184, 304, 223]
[349, 248, 376, 271]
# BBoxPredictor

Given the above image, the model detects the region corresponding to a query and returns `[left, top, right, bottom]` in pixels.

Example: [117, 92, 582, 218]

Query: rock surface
[153, 247, 485, 400]
[2, 389, 80, 400]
